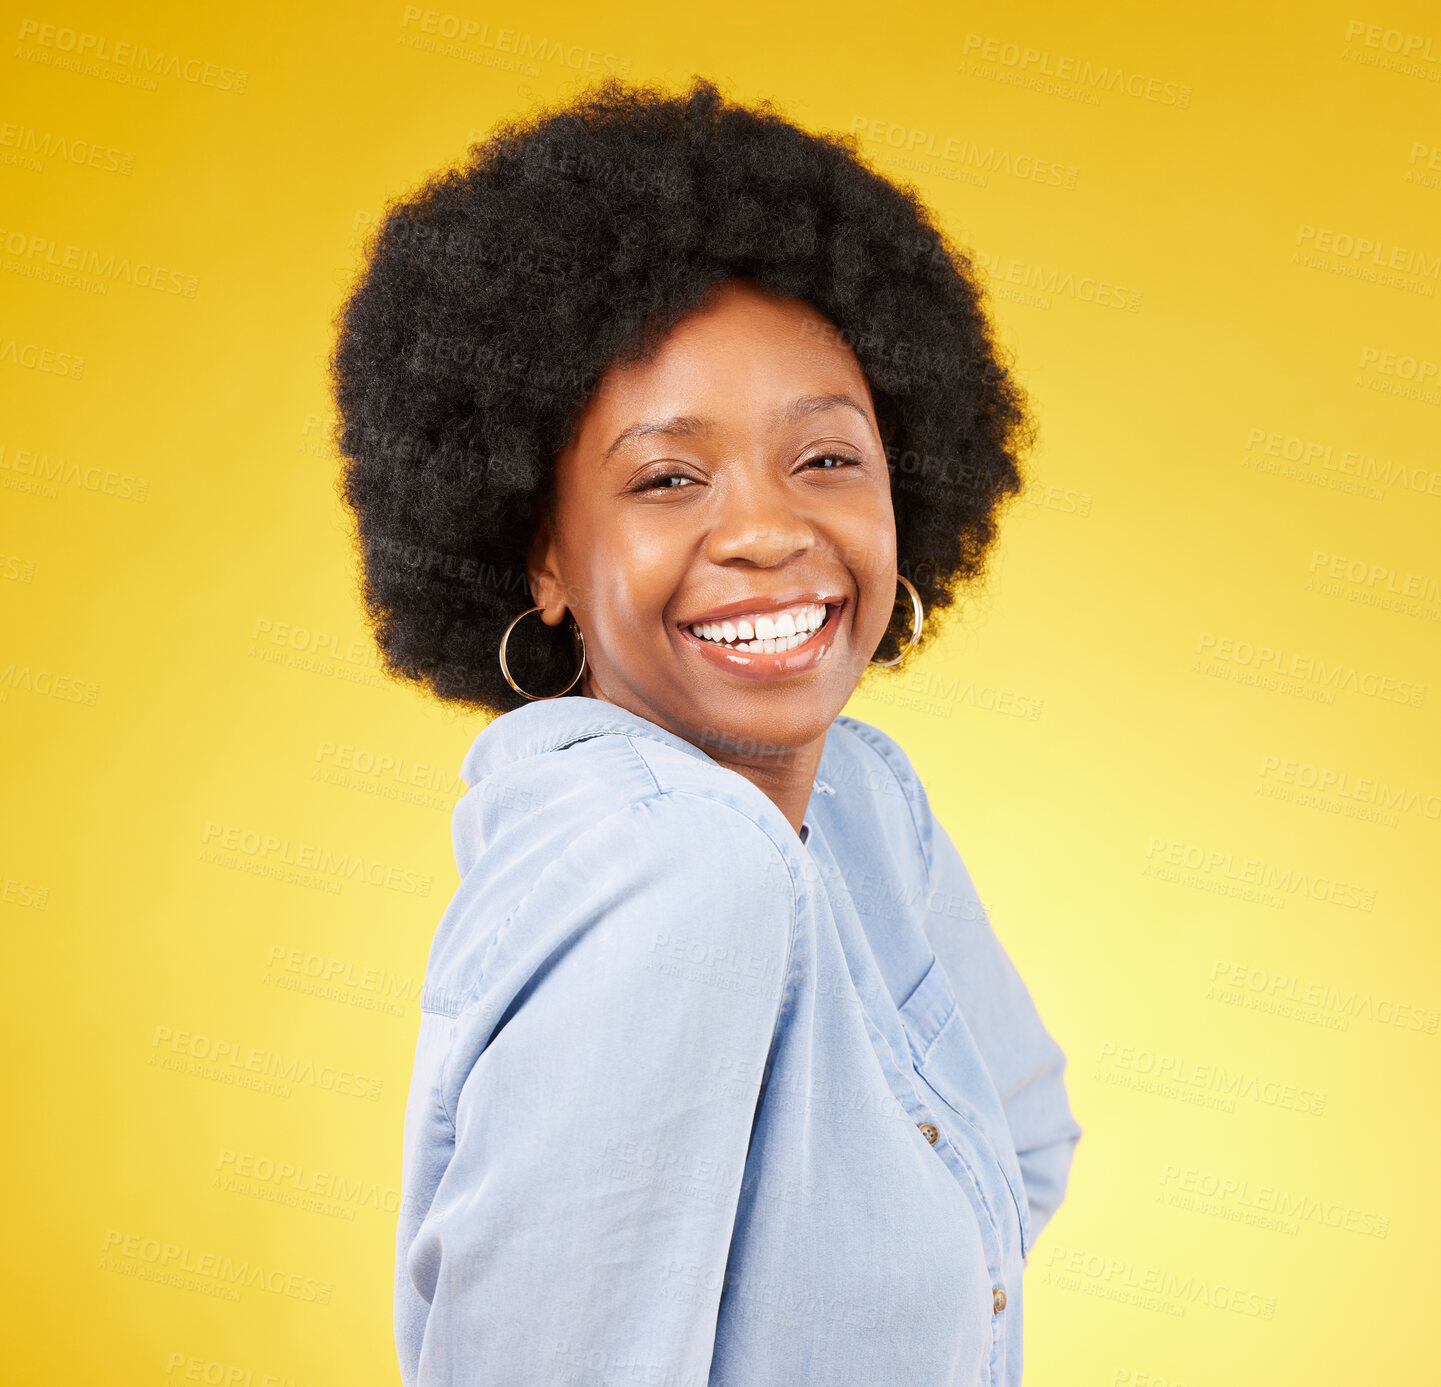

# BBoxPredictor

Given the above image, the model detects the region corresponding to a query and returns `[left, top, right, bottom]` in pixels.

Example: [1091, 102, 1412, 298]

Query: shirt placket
[801, 823, 1011, 1383]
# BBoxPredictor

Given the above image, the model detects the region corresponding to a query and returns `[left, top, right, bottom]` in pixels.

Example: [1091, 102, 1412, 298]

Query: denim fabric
[396, 695, 1082, 1386]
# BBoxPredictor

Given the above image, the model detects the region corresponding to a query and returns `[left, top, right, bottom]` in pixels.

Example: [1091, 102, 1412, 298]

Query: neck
[578, 673, 821, 840]
[717, 744, 822, 840]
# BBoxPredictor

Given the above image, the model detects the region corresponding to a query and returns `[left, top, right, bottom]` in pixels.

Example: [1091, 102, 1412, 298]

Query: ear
[524, 513, 570, 626]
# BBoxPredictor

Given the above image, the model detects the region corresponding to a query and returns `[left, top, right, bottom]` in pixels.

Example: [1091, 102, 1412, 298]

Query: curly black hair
[329, 75, 1034, 716]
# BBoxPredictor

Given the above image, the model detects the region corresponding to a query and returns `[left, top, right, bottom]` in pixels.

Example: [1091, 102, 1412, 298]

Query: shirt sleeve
[919, 806, 1083, 1245]
[397, 791, 798, 1387]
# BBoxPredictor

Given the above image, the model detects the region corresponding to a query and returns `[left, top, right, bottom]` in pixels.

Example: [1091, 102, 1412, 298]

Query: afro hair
[329, 75, 1033, 715]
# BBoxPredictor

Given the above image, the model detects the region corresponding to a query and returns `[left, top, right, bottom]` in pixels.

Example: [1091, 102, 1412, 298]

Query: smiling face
[526, 277, 897, 781]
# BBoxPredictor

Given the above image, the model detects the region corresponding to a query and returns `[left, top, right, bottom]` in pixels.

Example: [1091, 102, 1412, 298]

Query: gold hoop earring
[498, 606, 587, 700]
[869, 574, 924, 667]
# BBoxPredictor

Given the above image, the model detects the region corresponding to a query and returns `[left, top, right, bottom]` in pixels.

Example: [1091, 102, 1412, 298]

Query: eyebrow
[600, 393, 869, 465]
[601, 414, 712, 464]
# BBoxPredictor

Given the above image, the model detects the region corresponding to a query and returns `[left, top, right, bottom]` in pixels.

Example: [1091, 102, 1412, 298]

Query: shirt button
[918, 1122, 939, 1145]
[992, 1287, 1007, 1314]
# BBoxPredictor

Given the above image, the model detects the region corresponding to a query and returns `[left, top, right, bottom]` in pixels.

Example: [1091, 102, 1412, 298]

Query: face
[526, 278, 897, 770]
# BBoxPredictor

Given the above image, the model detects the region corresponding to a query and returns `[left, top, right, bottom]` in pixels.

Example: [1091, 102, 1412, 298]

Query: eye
[804, 453, 864, 470]
[632, 471, 698, 493]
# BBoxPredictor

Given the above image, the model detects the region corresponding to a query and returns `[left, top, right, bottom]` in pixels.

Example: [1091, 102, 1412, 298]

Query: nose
[703, 468, 817, 568]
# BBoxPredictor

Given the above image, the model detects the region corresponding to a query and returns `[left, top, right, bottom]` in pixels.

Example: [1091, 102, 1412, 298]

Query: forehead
[572, 282, 874, 444]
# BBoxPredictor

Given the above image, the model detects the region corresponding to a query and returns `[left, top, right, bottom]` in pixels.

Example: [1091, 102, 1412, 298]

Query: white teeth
[687, 602, 831, 653]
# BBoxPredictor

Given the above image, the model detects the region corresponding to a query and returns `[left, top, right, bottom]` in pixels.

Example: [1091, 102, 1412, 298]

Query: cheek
[582, 522, 683, 636]
[838, 497, 897, 594]
[842, 507, 899, 648]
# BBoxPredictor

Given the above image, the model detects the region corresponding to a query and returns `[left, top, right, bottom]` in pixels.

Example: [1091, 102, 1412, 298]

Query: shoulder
[557, 782, 801, 885]
[545, 734, 814, 919]
[517, 786, 803, 945]
[459, 722, 804, 868]
[433, 734, 804, 1014]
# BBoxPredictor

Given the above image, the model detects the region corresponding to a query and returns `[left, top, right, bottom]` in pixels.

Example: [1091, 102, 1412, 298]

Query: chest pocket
[897, 953, 1033, 1262]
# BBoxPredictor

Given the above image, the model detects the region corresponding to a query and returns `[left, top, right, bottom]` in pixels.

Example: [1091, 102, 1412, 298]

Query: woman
[331, 76, 1082, 1386]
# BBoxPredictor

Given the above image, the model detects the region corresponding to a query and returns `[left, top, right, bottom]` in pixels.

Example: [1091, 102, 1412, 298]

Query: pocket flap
[898, 954, 1034, 1260]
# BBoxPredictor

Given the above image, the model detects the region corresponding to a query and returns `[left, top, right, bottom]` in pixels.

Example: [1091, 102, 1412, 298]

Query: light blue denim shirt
[396, 695, 1082, 1386]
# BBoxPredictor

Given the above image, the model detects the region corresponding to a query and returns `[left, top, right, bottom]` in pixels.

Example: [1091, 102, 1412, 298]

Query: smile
[677, 599, 844, 680]
[687, 601, 829, 653]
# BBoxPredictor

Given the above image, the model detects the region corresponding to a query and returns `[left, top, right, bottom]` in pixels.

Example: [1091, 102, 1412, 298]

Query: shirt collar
[461, 695, 827, 842]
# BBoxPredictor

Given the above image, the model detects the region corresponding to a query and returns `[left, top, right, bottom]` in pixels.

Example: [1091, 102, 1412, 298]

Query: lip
[677, 597, 846, 681]
[677, 590, 847, 627]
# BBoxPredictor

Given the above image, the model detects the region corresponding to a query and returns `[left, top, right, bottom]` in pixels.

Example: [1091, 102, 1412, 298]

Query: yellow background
[4, 1, 1439, 1382]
